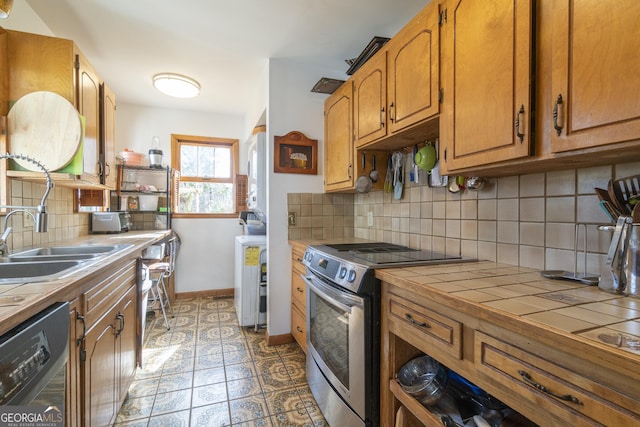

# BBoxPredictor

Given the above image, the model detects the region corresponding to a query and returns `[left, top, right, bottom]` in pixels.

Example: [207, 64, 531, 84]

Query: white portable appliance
[234, 235, 267, 327]
[247, 129, 266, 214]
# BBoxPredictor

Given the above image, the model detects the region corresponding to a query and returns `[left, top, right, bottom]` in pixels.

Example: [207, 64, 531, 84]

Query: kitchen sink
[9, 244, 133, 262]
[0, 260, 86, 284]
[12, 244, 132, 257]
[0, 244, 133, 283]
[8, 253, 98, 262]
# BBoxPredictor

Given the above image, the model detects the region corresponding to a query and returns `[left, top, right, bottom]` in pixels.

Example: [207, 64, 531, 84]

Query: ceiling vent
[311, 78, 345, 94]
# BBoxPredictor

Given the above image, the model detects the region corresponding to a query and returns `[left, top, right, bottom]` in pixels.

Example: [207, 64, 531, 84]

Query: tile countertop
[375, 261, 640, 362]
[0, 230, 171, 335]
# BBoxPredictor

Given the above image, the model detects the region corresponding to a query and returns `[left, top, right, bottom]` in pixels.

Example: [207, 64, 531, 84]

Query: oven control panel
[303, 247, 369, 293]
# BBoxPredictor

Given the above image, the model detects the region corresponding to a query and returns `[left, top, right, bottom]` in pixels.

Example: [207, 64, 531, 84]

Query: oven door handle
[302, 274, 363, 313]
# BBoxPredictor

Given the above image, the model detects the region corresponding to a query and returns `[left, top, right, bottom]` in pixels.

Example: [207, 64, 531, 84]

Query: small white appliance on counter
[91, 212, 123, 233]
[234, 235, 267, 327]
[238, 210, 266, 235]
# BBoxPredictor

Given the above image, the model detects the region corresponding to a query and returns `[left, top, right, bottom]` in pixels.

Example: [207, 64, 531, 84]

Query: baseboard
[266, 331, 295, 346]
[176, 288, 234, 299]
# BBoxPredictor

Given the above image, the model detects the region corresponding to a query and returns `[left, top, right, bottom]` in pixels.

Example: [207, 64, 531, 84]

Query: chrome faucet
[0, 153, 53, 255]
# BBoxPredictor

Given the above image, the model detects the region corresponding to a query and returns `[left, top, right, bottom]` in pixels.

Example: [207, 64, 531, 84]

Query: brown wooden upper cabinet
[6, 30, 115, 188]
[439, 0, 534, 173]
[101, 83, 117, 188]
[353, 52, 387, 147]
[353, 4, 439, 149]
[76, 50, 101, 182]
[324, 81, 354, 192]
[550, 0, 640, 153]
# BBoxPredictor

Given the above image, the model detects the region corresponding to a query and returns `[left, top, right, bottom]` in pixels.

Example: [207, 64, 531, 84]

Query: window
[171, 134, 239, 217]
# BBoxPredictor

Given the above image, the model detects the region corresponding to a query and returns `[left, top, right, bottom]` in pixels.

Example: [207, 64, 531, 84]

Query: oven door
[304, 273, 366, 422]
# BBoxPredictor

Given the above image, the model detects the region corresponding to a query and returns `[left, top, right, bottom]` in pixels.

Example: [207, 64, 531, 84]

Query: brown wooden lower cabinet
[66, 299, 82, 427]
[380, 281, 640, 426]
[62, 258, 139, 427]
[83, 284, 136, 427]
[474, 332, 638, 427]
[290, 241, 307, 352]
[84, 300, 119, 427]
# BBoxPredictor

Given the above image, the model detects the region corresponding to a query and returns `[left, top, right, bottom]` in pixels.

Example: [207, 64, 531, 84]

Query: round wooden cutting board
[8, 91, 82, 171]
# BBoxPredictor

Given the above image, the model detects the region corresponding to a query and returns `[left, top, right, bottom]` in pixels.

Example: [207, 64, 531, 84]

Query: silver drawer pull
[518, 370, 583, 405]
[405, 313, 430, 328]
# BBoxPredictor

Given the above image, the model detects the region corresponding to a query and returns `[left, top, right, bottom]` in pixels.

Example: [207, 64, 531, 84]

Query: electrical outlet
[367, 211, 373, 227]
[23, 213, 35, 229]
[288, 212, 296, 226]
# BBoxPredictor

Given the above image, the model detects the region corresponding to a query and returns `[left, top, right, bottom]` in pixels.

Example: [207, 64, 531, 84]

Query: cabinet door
[77, 51, 101, 182]
[440, 0, 533, 172]
[84, 311, 117, 427]
[353, 52, 387, 147]
[324, 81, 354, 192]
[550, 0, 640, 153]
[387, 3, 439, 134]
[7, 30, 75, 103]
[66, 299, 83, 427]
[101, 83, 117, 188]
[116, 285, 137, 404]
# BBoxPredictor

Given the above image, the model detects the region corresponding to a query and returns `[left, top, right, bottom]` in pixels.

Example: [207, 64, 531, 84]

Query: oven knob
[347, 269, 357, 283]
[338, 266, 347, 279]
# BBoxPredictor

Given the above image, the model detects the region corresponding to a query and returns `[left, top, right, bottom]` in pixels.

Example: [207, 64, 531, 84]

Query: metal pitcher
[605, 216, 640, 297]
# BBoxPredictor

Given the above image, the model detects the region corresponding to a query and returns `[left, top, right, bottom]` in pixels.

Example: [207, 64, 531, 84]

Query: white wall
[2, 1, 54, 35]
[116, 103, 245, 292]
[265, 58, 344, 336]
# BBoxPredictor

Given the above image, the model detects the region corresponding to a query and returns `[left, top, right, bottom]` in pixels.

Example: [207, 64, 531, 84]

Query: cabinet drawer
[475, 332, 640, 426]
[291, 273, 307, 309]
[83, 261, 136, 328]
[386, 290, 462, 360]
[292, 258, 305, 276]
[290, 242, 306, 262]
[291, 303, 307, 353]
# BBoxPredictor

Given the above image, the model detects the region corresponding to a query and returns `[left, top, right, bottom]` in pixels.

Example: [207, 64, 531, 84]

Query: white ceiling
[24, 0, 429, 117]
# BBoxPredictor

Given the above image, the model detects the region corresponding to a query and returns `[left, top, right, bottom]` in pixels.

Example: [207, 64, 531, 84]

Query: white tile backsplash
[288, 161, 640, 276]
[4, 181, 90, 252]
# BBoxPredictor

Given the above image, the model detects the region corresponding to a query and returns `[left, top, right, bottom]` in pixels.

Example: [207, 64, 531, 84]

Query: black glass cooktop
[325, 242, 414, 253]
[322, 242, 463, 266]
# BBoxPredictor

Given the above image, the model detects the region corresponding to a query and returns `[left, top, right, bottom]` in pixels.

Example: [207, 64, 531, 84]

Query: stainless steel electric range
[301, 242, 474, 427]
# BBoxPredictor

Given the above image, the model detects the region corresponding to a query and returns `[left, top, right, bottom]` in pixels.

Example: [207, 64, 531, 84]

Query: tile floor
[115, 297, 327, 427]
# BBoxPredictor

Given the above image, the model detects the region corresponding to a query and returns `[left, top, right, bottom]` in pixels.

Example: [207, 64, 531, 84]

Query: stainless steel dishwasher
[0, 302, 69, 424]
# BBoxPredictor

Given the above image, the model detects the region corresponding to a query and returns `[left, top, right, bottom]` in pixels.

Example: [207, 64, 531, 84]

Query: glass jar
[128, 195, 139, 211]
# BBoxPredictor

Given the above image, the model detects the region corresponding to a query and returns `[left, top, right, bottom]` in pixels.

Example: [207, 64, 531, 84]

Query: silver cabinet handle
[76, 313, 86, 346]
[518, 370, 583, 405]
[515, 105, 525, 142]
[405, 313, 430, 328]
[553, 94, 564, 136]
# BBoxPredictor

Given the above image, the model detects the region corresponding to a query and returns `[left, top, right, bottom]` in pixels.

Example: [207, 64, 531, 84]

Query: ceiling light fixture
[0, 0, 13, 18]
[153, 73, 200, 98]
